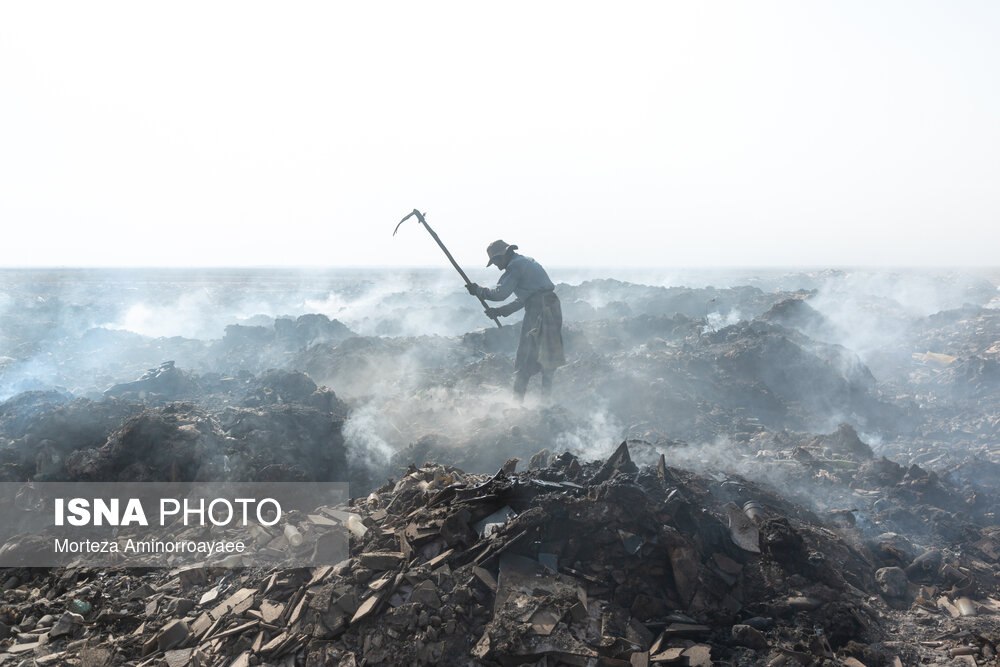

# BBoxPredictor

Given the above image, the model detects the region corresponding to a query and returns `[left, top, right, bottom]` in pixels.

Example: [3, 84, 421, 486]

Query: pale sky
[1, 1, 998, 268]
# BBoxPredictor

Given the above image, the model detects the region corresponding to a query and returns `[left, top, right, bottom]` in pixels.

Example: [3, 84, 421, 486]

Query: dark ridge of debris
[0, 367, 352, 487]
[1, 442, 998, 665]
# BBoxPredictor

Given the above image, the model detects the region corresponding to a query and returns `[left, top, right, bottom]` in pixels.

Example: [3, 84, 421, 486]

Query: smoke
[858, 429, 884, 452]
[106, 289, 227, 339]
[0, 269, 498, 397]
[342, 402, 396, 472]
[301, 270, 517, 337]
[705, 309, 743, 331]
[806, 270, 995, 362]
[986, 286, 1000, 310]
[337, 381, 525, 476]
[321, 267, 997, 496]
[554, 408, 624, 461]
[1, 266, 997, 506]
[92, 269, 503, 341]
[592, 433, 884, 528]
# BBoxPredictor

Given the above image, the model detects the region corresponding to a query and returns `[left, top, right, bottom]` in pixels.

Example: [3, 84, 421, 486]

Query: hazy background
[1, 1, 998, 269]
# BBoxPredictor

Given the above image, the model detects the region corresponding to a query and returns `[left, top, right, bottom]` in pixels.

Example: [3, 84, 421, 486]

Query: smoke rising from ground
[0, 267, 997, 516]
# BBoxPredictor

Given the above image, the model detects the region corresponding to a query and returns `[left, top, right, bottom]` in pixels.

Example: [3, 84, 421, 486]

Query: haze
[1, 1, 997, 268]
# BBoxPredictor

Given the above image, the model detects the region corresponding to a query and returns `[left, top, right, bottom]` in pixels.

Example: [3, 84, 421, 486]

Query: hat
[486, 239, 518, 266]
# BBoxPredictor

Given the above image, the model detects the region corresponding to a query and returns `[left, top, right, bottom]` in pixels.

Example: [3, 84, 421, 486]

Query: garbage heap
[0, 368, 351, 487]
[3, 441, 998, 666]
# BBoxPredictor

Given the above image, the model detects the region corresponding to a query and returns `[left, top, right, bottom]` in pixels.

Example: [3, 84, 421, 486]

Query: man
[467, 240, 565, 399]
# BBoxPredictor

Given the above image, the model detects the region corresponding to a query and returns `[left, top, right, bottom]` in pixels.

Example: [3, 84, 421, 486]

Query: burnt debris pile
[0, 268, 999, 663]
[0, 368, 350, 485]
[1, 440, 999, 665]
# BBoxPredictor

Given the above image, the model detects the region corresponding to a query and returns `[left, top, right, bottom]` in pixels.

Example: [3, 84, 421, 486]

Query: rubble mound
[216, 314, 357, 375]
[759, 297, 832, 334]
[0, 394, 142, 482]
[218, 403, 347, 482]
[0, 365, 353, 484]
[273, 313, 355, 348]
[55, 401, 350, 484]
[4, 442, 998, 665]
[242, 369, 348, 415]
[703, 321, 888, 428]
[804, 423, 874, 460]
[64, 406, 232, 482]
[0, 391, 72, 437]
[104, 361, 199, 401]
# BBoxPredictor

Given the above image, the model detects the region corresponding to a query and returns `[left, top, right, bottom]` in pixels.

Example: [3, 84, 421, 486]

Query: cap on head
[486, 239, 518, 266]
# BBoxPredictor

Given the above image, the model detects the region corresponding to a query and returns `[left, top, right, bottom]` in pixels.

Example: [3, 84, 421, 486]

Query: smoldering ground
[1, 266, 998, 664]
[1, 267, 997, 518]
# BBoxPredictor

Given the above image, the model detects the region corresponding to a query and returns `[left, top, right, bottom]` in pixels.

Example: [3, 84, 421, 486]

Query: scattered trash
[0, 440, 989, 664]
[0, 271, 999, 664]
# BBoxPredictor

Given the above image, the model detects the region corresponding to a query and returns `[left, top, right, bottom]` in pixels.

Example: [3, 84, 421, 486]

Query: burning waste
[0, 267, 997, 665]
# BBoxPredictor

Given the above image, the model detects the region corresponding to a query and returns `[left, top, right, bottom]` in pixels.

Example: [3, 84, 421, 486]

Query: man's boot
[541, 370, 553, 396]
[513, 372, 529, 401]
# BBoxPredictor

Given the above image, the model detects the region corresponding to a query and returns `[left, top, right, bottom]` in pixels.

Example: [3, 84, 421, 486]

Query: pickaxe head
[393, 209, 427, 236]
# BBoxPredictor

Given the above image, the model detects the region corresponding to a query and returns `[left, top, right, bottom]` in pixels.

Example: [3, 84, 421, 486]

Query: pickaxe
[394, 209, 502, 328]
